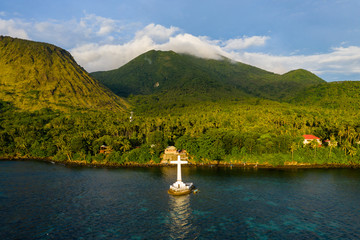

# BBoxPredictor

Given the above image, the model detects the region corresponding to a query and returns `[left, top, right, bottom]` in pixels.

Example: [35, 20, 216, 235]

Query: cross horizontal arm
[170, 160, 188, 164]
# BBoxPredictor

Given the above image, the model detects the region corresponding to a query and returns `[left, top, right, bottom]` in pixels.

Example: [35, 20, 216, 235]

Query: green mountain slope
[91, 50, 325, 102]
[0, 36, 128, 111]
[290, 80, 360, 110]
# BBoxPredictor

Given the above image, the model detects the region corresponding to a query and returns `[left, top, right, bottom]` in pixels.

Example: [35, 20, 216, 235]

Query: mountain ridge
[91, 50, 325, 103]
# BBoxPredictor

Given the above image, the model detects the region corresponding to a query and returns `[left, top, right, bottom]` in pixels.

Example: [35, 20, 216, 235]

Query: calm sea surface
[1, 161, 360, 240]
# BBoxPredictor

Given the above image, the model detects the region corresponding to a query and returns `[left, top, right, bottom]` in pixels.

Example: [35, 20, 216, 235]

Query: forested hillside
[290, 81, 360, 110]
[1, 37, 360, 167]
[1, 97, 360, 166]
[91, 50, 325, 103]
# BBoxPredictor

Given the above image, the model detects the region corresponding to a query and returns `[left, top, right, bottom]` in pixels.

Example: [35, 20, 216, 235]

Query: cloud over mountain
[70, 23, 272, 72]
[1, 13, 360, 81]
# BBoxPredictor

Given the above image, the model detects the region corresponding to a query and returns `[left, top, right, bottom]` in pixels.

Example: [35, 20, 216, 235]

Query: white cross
[170, 155, 188, 182]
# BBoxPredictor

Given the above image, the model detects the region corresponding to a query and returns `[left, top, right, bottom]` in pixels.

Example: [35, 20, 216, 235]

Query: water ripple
[1, 162, 360, 239]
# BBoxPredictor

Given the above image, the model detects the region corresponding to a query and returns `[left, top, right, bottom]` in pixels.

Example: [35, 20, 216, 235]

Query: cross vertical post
[170, 155, 188, 184]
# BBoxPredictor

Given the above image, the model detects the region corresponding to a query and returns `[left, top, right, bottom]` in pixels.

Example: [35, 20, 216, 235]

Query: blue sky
[1, 0, 360, 81]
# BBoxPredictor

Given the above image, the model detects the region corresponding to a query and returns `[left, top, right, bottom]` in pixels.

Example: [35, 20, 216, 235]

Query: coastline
[1, 157, 360, 169]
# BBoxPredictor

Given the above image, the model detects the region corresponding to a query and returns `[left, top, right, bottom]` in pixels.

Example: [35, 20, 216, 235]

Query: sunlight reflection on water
[169, 195, 193, 239]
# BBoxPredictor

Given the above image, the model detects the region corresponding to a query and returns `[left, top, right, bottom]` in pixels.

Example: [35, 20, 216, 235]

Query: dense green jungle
[1, 36, 360, 166]
[1, 96, 360, 166]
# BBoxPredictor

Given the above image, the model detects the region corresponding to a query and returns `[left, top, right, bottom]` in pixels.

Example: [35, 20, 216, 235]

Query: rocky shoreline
[1, 157, 360, 169]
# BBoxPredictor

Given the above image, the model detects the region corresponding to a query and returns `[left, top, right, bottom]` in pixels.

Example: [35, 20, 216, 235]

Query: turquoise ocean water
[1, 161, 360, 239]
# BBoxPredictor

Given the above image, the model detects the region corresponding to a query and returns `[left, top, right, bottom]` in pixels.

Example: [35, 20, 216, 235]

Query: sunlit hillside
[0, 36, 128, 112]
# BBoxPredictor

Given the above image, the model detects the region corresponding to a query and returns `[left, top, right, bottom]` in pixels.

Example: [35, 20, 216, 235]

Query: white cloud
[157, 33, 227, 60]
[223, 36, 269, 51]
[135, 23, 179, 43]
[233, 46, 360, 76]
[71, 35, 157, 71]
[0, 18, 29, 39]
[70, 26, 236, 72]
[0, 13, 130, 49]
[79, 14, 120, 37]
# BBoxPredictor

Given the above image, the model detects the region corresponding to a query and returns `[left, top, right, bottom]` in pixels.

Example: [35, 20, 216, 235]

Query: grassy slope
[0, 36, 128, 112]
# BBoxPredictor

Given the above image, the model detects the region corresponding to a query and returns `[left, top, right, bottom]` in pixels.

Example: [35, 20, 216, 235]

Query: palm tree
[341, 141, 351, 156]
[119, 139, 131, 153]
[310, 140, 319, 157]
[328, 135, 338, 158]
[290, 142, 297, 162]
[338, 126, 345, 144]
[348, 147, 357, 158]
[348, 127, 356, 145]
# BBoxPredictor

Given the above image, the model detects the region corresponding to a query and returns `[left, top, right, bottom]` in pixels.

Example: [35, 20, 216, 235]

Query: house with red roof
[303, 135, 322, 146]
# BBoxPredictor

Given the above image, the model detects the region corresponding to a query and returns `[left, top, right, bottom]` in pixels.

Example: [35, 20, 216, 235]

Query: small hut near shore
[99, 145, 112, 154]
